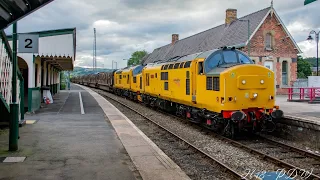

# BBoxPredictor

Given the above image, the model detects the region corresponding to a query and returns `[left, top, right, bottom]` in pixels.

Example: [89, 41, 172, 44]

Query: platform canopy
[0, 0, 54, 31]
[304, 0, 318, 5]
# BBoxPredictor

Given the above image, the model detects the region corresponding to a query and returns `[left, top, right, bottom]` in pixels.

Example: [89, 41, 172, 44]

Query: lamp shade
[307, 35, 313, 43]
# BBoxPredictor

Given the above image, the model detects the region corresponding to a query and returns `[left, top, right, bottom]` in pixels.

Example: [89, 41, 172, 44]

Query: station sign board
[18, 33, 39, 53]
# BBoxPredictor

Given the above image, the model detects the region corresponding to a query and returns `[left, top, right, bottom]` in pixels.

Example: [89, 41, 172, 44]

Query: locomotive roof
[144, 48, 221, 68]
[115, 65, 142, 73]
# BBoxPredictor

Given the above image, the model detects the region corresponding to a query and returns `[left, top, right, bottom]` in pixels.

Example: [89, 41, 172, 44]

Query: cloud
[4, 0, 320, 69]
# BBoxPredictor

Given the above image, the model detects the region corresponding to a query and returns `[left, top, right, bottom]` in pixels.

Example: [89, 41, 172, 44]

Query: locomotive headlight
[242, 80, 246, 85]
[260, 80, 264, 84]
[253, 93, 258, 98]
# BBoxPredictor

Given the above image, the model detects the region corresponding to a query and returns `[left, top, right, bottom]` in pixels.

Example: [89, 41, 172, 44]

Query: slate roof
[142, 7, 271, 65]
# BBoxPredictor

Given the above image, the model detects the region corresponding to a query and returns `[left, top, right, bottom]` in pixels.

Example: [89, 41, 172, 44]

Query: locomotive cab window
[169, 64, 174, 69]
[204, 53, 222, 73]
[198, 62, 204, 74]
[238, 53, 251, 64]
[184, 61, 191, 68]
[223, 51, 237, 64]
[204, 50, 253, 73]
[174, 63, 180, 69]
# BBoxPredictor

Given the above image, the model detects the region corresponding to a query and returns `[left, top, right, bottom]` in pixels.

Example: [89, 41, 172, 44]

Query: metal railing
[0, 30, 23, 120]
[287, 87, 320, 103]
[0, 30, 13, 111]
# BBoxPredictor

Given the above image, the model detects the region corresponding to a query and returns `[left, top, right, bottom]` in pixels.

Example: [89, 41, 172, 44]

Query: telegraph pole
[93, 28, 97, 72]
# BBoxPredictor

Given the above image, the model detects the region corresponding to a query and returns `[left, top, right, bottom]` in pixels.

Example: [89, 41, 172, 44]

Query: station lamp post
[307, 30, 319, 76]
[112, 60, 118, 69]
[239, 19, 250, 57]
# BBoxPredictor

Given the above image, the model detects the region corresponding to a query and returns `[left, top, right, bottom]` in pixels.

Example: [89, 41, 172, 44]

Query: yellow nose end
[251, 93, 258, 99]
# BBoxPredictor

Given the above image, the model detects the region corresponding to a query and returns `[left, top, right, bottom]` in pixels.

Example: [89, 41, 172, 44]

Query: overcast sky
[4, 0, 320, 69]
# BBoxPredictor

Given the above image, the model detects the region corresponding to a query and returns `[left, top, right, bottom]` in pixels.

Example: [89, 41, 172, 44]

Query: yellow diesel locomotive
[78, 47, 283, 138]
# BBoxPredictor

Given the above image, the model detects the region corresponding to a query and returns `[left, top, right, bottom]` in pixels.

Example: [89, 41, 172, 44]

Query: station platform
[0, 84, 190, 180]
[276, 95, 320, 127]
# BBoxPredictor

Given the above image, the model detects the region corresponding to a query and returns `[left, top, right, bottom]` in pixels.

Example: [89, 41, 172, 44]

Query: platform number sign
[18, 34, 39, 53]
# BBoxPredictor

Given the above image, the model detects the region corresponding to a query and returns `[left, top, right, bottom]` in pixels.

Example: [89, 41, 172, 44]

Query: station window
[282, 61, 288, 85]
[265, 33, 273, 50]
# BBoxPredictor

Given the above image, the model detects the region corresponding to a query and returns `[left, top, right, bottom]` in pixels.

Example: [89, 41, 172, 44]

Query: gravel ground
[237, 138, 320, 177]
[94, 89, 283, 178]
[260, 133, 320, 155]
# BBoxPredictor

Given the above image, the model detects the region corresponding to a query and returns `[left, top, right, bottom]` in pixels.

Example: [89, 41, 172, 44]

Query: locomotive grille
[140, 76, 142, 89]
[206, 77, 220, 91]
[186, 71, 190, 95]
[213, 77, 220, 91]
[206, 77, 213, 90]
[164, 82, 168, 90]
[161, 72, 168, 80]
[186, 79, 190, 95]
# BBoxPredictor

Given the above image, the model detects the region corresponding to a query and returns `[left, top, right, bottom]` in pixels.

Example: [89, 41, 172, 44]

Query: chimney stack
[172, 34, 179, 44]
[225, 8, 237, 25]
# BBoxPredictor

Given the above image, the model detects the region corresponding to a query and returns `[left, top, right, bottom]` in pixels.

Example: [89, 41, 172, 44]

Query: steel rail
[258, 135, 320, 161]
[99, 91, 246, 180]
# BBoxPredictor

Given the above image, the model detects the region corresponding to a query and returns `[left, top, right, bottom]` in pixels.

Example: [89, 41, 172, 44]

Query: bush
[60, 83, 66, 90]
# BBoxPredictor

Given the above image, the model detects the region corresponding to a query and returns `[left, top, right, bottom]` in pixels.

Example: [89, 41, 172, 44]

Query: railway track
[98, 90, 245, 179]
[91, 86, 320, 180]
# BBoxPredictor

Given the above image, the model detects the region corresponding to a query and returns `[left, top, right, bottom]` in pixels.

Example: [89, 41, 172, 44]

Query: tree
[127, 50, 148, 66]
[297, 56, 312, 78]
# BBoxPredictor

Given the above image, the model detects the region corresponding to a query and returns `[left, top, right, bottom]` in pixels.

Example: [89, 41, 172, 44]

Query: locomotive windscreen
[133, 65, 143, 76]
[204, 49, 253, 73]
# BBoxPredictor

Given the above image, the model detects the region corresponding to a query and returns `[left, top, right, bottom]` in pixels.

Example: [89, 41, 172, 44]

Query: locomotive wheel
[224, 120, 238, 139]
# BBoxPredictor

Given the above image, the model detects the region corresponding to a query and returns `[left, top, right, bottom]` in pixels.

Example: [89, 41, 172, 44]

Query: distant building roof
[142, 6, 301, 65]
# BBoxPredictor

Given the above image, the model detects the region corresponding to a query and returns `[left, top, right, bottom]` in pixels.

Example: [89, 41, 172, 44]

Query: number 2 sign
[18, 34, 39, 53]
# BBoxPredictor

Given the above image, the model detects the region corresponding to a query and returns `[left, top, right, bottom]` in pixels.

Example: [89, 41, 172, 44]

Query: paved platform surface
[78, 84, 190, 180]
[276, 95, 320, 125]
[0, 84, 140, 180]
[0, 84, 190, 180]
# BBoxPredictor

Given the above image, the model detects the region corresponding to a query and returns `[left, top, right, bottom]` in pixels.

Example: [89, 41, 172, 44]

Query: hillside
[304, 57, 318, 67]
[71, 67, 114, 77]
